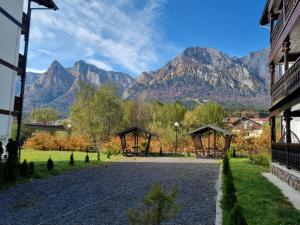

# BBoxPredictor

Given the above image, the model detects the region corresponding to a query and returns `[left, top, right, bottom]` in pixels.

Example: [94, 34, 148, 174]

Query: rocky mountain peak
[47, 60, 65, 73]
[72, 60, 89, 77]
[124, 47, 269, 107]
[180, 47, 231, 65]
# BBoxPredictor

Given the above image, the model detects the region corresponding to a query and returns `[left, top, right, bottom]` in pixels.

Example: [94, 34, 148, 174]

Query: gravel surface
[0, 157, 220, 225]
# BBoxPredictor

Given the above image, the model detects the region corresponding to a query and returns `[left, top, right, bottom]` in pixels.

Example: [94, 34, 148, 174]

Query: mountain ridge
[22, 47, 270, 113]
[124, 47, 269, 106]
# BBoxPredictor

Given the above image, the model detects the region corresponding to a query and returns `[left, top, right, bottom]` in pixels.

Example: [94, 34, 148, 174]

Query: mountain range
[20, 47, 270, 114]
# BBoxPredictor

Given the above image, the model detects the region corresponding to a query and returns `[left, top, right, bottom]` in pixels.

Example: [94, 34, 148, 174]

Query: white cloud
[27, 68, 47, 73]
[86, 58, 112, 71]
[28, 0, 168, 75]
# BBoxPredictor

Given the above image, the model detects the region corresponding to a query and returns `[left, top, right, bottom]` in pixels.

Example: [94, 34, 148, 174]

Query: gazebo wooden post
[207, 129, 210, 156]
[214, 130, 217, 157]
[145, 134, 151, 156]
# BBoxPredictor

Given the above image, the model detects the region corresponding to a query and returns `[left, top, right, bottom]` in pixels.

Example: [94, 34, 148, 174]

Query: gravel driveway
[0, 157, 220, 225]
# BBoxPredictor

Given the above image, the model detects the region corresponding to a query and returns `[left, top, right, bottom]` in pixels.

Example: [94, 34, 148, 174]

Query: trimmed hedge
[222, 152, 248, 225]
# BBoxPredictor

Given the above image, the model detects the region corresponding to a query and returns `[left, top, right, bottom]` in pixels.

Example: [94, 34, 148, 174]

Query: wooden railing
[272, 143, 300, 171]
[271, 56, 300, 104]
[271, 0, 299, 48]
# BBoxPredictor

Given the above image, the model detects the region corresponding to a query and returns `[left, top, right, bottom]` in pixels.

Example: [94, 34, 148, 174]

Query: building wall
[0, 0, 23, 146]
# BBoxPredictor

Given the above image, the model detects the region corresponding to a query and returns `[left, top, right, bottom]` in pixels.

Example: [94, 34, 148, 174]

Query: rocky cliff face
[22, 60, 135, 113]
[124, 47, 269, 107]
[21, 47, 270, 114]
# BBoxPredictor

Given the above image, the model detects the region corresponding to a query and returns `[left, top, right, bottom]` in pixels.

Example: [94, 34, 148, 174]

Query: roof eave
[31, 0, 58, 10]
[260, 1, 270, 26]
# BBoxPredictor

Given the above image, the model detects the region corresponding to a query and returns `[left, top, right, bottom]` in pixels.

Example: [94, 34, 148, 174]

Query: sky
[26, 0, 269, 76]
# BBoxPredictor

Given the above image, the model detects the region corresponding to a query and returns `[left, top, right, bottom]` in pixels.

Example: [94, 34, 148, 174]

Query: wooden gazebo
[117, 126, 153, 157]
[188, 125, 233, 158]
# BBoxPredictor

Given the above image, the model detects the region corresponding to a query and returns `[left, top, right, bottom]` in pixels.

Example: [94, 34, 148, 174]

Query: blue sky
[27, 0, 269, 76]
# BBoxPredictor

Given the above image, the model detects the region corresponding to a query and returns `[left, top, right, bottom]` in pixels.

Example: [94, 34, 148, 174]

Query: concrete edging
[262, 172, 300, 210]
[215, 164, 223, 225]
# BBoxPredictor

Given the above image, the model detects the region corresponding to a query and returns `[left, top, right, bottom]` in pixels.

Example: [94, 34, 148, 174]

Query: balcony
[271, 56, 300, 104]
[271, 0, 299, 49]
[272, 143, 300, 171]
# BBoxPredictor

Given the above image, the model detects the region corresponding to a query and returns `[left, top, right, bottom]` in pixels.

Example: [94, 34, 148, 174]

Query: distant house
[226, 117, 263, 137]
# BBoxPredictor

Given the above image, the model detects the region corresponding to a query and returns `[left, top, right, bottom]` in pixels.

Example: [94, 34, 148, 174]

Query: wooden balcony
[271, 56, 300, 105]
[272, 143, 300, 171]
[271, 0, 299, 49]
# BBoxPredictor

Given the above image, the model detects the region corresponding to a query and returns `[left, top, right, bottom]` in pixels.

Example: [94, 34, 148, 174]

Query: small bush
[4, 139, 18, 182]
[69, 152, 74, 165]
[222, 153, 237, 210]
[106, 149, 113, 159]
[223, 153, 230, 176]
[127, 183, 180, 225]
[228, 203, 248, 225]
[0, 141, 4, 186]
[19, 160, 28, 177]
[47, 158, 54, 171]
[28, 162, 35, 175]
[85, 154, 90, 163]
[249, 153, 270, 167]
[223, 173, 237, 210]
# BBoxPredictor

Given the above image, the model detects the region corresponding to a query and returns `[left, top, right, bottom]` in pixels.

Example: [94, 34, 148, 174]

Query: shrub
[0, 141, 3, 186]
[223, 153, 230, 176]
[127, 183, 180, 225]
[29, 162, 35, 175]
[223, 172, 237, 210]
[0, 141, 3, 158]
[249, 153, 270, 167]
[24, 132, 92, 151]
[106, 149, 113, 159]
[19, 160, 28, 177]
[69, 152, 74, 165]
[85, 154, 90, 163]
[222, 154, 237, 210]
[228, 203, 248, 225]
[47, 158, 54, 171]
[4, 139, 18, 182]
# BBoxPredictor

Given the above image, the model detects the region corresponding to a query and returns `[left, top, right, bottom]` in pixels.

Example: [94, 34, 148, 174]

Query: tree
[30, 107, 60, 122]
[70, 82, 123, 159]
[94, 83, 123, 141]
[183, 102, 226, 129]
[70, 82, 99, 157]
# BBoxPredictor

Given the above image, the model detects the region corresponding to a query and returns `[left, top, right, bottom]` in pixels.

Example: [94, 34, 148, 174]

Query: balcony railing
[272, 143, 300, 172]
[271, 56, 300, 104]
[271, 0, 299, 48]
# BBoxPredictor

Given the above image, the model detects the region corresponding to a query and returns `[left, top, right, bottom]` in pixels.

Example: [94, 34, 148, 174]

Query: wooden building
[261, 0, 300, 177]
[227, 117, 263, 138]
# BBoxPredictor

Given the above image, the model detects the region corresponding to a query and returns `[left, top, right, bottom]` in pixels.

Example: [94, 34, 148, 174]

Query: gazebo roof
[117, 126, 152, 136]
[188, 125, 232, 136]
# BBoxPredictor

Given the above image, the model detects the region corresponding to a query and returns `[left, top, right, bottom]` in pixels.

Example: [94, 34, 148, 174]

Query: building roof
[231, 117, 263, 127]
[188, 125, 232, 136]
[260, 0, 270, 26]
[32, 0, 58, 10]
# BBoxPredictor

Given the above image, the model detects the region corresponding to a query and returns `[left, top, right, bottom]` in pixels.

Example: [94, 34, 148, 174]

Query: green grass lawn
[1, 149, 122, 189]
[229, 158, 300, 225]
